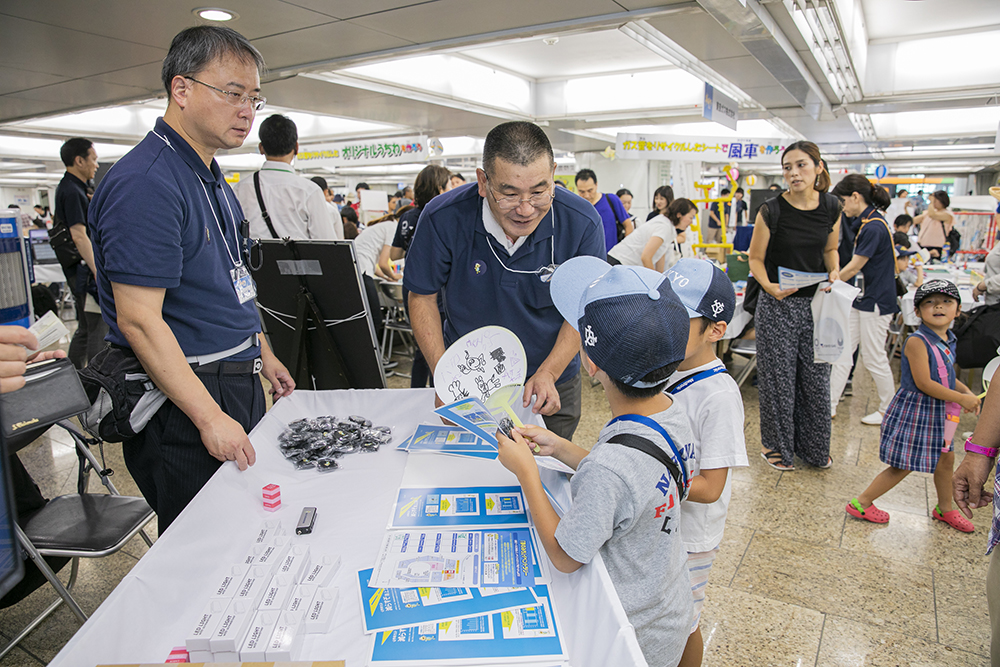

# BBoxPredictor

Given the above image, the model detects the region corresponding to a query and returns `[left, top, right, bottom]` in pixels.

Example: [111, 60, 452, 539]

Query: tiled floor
[0, 335, 991, 665]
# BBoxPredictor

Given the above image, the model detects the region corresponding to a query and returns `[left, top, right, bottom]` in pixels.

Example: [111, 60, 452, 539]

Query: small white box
[277, 545, 312, 581]
[188, 649, 213, 662]
[301, 554, 341, 587]
[234, 565, 272, 608]
[185, 598, 229, 652]
[239, 610, 281, 661]
[265, 610, 306, 660]
[286, 583, 317, 615]
[214, 650, 239, 661]
[304, 586, 339, 634]
[254, 519, 284, 544]
[253, 536, 291, 572]
[209, 598, 255, 654]
[259, 573, 295, 611]
[209, 563, 252, 600]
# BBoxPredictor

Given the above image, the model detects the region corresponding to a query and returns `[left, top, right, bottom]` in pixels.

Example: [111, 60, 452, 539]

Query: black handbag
[0, 357, 90, 451]
[78, 345, 167, 443]
[955, 302, 1000, 369]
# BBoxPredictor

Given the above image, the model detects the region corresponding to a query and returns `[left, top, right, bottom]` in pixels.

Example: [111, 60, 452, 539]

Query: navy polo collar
[61, 171, 87, 189]
[153, 117, 224, 185]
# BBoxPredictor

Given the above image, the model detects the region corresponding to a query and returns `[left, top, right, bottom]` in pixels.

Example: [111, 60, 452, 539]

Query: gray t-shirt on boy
[554, 404, 695, 667]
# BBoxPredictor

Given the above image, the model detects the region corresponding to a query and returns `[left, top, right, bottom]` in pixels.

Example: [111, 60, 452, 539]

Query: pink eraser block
[165, 645, 189, 662]
[263, 484, 281, 501]
[264, 498, 281, 512]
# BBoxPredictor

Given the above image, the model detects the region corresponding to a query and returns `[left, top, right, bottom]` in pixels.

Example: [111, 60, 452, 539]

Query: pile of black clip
[277, 415, 392, 472]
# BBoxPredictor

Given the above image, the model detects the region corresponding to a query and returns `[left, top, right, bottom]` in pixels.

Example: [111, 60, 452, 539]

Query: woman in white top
[607, 198, 696, 271]
[915, 190, 953, 259]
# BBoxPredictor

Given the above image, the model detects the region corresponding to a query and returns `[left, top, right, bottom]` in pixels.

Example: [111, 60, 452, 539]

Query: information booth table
[50, 389, 646, 667]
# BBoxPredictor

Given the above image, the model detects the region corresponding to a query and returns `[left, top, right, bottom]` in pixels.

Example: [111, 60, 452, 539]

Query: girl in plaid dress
[846, 280, 980, 531]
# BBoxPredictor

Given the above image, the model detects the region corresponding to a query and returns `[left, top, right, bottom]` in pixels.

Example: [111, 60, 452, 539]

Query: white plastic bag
[811, 281, 862, 364]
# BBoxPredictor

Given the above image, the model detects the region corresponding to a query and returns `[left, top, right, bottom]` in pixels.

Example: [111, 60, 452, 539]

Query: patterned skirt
[879, 389, 947, 474]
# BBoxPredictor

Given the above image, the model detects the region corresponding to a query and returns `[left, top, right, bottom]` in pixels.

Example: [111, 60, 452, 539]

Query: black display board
[252, 240, 385, 390]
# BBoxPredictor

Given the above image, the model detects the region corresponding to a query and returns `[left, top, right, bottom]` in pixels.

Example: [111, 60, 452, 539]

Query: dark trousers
[123, 371, 265, 533]
[64, 264, 108, 369]
[544, 373, 583, 442]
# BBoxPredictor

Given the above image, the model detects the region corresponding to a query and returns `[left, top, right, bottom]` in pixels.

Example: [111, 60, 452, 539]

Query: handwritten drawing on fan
[434, 326, 527, 404]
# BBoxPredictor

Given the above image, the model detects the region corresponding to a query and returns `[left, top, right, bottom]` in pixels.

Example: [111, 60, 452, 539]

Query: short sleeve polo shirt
[853, 206, 899, 315]
[89, 117, 261, 359]
[404, 183, 605, 385]
[593, 193, 629, 251]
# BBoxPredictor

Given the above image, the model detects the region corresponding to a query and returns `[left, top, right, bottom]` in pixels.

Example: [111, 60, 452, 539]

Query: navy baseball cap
[551, 256, 689, 388]
[895, 245, 918, 258]
[664, 258, 736, 323]
[914, 279, 960, 306]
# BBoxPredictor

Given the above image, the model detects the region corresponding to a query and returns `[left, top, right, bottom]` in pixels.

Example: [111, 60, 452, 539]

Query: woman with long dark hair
[748, 141, 841, 470]
[828, 174, 897, 425]
[646, 185, 674, 222]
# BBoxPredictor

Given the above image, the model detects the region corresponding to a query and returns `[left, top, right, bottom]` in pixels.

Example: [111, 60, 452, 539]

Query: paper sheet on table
[401, 424, 499, 460]
[777, 266, 829, 291]
[389, 486, 530, 529]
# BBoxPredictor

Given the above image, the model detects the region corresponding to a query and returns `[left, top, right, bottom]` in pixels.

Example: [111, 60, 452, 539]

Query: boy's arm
[685, 468, 730, 504]
[515, 424, 589, 470]
[497, 431, 583, 573]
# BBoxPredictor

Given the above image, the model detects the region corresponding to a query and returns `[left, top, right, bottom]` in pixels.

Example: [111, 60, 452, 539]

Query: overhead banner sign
[296, 135, 428, 168]
[703, 83, 738, 131]
[616, 133, 788, 163]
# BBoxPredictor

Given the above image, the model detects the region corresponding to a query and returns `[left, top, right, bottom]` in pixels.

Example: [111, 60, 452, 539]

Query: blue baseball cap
[550, 256, 689, 388]
[663, 258, 736, 323]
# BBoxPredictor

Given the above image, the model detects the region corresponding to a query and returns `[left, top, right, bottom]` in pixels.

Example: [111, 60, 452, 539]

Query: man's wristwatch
[965, 438, 999, 458]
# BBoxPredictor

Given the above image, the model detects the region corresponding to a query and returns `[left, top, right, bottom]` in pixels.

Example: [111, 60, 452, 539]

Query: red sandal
[932, 506, 974, 533]
[846, 498, 889, 523]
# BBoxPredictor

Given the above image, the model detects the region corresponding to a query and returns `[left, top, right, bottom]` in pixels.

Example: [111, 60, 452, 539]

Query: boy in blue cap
[661, 259, 746, 667]
[497, 256, 695, 667]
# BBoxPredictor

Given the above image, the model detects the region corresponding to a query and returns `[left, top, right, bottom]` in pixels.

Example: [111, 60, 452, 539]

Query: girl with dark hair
[915, 190, 954, 259]
[607, 198, 695, 270]
[646, 185, 674, 222]
[828, 174, 898, 426]
[748, 141, 841, 471]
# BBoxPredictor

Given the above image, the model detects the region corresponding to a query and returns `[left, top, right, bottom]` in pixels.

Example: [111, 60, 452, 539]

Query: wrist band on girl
[964, 439, 999, 458]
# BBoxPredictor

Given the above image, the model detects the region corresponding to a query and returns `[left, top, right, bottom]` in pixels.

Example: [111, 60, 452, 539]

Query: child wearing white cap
[497, 257, 696, 667]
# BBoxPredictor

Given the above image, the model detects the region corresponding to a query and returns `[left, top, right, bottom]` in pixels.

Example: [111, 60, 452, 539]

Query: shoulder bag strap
[606, 433, 686, 501]
[253, 170, 280, 240]
[607, 413, 688, 492]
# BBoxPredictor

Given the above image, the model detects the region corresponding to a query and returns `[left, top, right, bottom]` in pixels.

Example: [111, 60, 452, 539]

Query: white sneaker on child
[861, 411, 883, 426]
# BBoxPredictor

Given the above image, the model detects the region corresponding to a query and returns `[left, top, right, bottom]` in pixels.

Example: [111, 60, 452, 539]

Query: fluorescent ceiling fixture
[215, 154, 266, 170]
[893, 31, 1000, 92]
[438, 136, 485, 158]
[4, 100, 166, 138]
[564, 70, 702, 115]
[195, 7, 238, 21]
[870, 107, 1000, 139]
[583, 119, 794, 141]
[0, 135, 132, 161]
[248, 110, 401, 145]
[343, 55, 532, 116]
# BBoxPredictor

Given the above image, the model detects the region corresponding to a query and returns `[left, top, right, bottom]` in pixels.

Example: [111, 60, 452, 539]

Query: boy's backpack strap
[607, 432, 687, 501]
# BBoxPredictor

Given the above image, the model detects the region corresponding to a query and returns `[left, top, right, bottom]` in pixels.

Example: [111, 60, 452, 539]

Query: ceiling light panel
[562, 70, 703, 116]
[869, 106, 1000, 139]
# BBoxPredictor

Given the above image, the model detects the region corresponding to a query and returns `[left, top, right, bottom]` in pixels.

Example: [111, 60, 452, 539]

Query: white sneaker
[861, 411, 883, 426]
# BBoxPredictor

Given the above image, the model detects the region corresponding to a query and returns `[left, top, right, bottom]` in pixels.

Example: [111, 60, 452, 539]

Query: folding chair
[0, 421, 154, 659]
[728, 339, 757, 388]
[378, 282, 415, 378]
[886, 297, 908, 361]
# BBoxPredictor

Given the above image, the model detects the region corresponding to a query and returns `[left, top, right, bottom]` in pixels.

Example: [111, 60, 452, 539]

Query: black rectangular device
[296, 507, 317, 535]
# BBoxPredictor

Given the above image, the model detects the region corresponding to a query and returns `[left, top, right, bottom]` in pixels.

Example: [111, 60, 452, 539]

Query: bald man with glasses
[404, 121, 605, 440]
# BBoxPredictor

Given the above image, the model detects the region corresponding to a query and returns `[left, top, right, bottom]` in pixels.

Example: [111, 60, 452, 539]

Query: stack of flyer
[396, 394, 525, 461]
[360, 485, 568, 665]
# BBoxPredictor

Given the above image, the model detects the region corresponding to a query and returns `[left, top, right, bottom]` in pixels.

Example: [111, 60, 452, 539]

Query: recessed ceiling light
[194, 7, 238, 21]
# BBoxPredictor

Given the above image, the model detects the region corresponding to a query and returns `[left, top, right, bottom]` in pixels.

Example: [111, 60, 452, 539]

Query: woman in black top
[645, 185, 674, 222]
[748, 141, 841, 470]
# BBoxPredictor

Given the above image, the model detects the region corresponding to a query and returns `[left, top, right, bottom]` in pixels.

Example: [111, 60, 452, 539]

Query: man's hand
[523, 369, 560, 416]
[199, 411, 256, 471]
[260, 348, 295, 400]
[954, 452, 995, 519]
[497, 429, 540, 480]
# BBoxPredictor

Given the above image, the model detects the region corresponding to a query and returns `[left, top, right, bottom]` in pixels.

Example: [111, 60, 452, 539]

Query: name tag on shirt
[231, 265, 257, 304]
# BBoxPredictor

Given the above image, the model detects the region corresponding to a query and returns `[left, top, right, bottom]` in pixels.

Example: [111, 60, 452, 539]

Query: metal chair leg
[14, 525, 88, 624]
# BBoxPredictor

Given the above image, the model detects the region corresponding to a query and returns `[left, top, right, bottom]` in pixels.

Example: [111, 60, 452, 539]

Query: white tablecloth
[31, 262, 64, 284]
[50, 389, 645, 667]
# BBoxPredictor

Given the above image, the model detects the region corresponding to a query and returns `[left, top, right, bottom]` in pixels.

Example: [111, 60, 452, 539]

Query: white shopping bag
[811, 281, 862, 364]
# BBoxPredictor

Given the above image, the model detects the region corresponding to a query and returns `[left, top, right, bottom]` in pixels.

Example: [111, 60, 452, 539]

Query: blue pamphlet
[357, 568, 539, 634]
[403, 424, 498, 460]
[777, 266, 830, 291]
[390, 486, 530, 528]
[434, 397, 501, 446]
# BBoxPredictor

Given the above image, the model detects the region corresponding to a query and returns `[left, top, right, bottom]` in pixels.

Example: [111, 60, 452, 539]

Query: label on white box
[278, 545, 312, 581]
[254, 519, 284, 544]
[301, 554, 340, 587]
[286, 584, 317, 615]
[185, 598, 229, 652]
[259, 574, 294, 611]
[188, 650, 213, 663]
[253, 537, 291, 572]
[305, 587, 339, 634]
[209, 598, 255, 653]
[239, 610, 281, 662]
[265, 610, 305, 661]
[234, 566, 272, 608]
[209, 563, 252, 600]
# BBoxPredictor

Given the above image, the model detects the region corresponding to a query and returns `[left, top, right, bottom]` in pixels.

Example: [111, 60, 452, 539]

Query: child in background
[662, 259, 748, 667]
[846, 280, 980, 531]
[496, 256, 695, 667]
[893, 214, 914, 248]
[896, 246, 924, 289]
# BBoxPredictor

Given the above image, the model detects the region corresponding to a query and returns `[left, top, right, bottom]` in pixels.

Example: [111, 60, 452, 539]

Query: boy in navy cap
[661, 259, 747, 667]
[497, 256, 695, 667]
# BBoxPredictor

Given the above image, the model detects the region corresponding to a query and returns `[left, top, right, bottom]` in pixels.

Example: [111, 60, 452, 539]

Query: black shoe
[843, 380, 853, 397]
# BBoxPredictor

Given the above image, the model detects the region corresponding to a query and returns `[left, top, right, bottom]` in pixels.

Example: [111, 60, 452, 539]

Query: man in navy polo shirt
[89, 26, 294, 532]
[405, 121, 605, 440]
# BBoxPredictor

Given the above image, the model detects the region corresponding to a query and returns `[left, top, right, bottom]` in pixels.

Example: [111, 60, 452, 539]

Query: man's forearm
[409, 292, 447, 372]
[69, 224, 96, 274]
[535, 321, 580, 381]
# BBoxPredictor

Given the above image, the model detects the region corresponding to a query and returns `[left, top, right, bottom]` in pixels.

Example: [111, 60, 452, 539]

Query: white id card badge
[231, 265, 257, 304]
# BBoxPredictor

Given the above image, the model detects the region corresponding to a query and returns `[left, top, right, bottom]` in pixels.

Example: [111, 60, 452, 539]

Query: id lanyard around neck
[152, 130, 242, 268]
[665, 365, 728, 395]
[484, 203, 556, 280]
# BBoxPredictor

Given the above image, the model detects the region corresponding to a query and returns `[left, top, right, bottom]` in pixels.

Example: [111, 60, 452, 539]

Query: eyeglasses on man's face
[185, 76, 266, 111]
[485, 173, 554, 211]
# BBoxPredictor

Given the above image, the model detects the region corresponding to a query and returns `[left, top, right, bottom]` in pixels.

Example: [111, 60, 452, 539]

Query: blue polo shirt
[593, 193, 630, 251]
[404, 183, 605, 385]
[89, 117, 260, 360]
[853, 206, 898, 315]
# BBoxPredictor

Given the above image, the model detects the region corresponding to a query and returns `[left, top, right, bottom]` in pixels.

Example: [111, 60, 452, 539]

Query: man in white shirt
[235, 114, 342, 240]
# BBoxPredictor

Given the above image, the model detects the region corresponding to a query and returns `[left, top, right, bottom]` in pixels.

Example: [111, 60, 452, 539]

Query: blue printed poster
[400, 424, 498, 460]
[390, 486, 530, 528]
